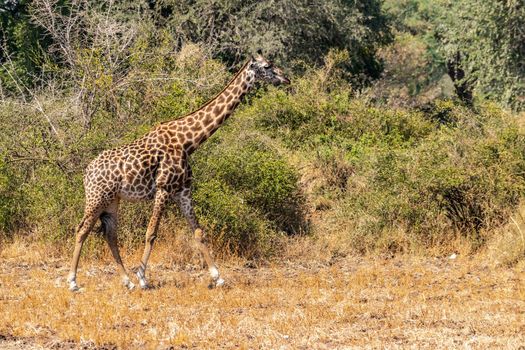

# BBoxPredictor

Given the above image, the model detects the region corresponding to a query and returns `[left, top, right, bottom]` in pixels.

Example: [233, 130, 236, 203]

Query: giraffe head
[250, 53, 290, 85]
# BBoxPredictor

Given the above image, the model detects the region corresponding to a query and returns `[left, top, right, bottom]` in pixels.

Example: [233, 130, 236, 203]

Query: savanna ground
[1, 234, 524, 350]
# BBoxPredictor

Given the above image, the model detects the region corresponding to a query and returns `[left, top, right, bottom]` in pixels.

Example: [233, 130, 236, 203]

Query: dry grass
[1, 236, 525, 350]
[486, 203, 525, 267]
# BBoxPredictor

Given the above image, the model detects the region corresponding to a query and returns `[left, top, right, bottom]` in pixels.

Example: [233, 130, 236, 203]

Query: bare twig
[0, 43, 62, 143]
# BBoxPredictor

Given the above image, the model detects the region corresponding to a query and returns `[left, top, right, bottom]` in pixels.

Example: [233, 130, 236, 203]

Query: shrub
[192, 179, 273, 258]
[341, 102, 525, 250]
[244, 56, 525, 253]
[22, 165, 84, 241]
[0, 156, 26, 235]
[192, 130, 307, 258]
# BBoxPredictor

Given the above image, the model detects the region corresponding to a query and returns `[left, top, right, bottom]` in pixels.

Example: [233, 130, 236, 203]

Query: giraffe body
[67, 55, 289, 291]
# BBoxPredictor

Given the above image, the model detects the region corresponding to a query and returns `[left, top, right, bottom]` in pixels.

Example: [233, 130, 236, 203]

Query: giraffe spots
[203, 114, 212, 125]
[126, 169, 138, 182]
[184, 141, 194, 150]
[214, 105, 224, 115]
[158, 133, 168, 145]
[190, 124, 200, 132]
[177, 132, 185, 140]
[204, 104, 214, 113]
[139, 176, 148, 186]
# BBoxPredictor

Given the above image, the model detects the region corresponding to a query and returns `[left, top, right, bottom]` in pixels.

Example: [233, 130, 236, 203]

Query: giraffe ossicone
[67, 54, 290, 291]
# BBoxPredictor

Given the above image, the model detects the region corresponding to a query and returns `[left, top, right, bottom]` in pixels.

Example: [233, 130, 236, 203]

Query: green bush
[0, 45, 228, 243]
[243, 57, 525, 252]
[192, 131, 307, 258]
[2, 39, 524, 259]
[0, 156, 26, 235]
[192, 179, 273, 257]
[333, 101, 525, 250]
[23, 165, 84, 241]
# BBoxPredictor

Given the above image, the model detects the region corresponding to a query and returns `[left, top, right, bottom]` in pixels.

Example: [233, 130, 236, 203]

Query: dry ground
[0, 240, 524, 350]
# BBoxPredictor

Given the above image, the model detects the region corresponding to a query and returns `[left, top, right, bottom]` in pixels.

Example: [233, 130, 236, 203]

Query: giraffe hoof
[123, 278, 135, 290]
[215, 278, 225, 287]
[208, 278, 225, 289]
[136, 271, 148, 289]
[68, 280, 80, 292]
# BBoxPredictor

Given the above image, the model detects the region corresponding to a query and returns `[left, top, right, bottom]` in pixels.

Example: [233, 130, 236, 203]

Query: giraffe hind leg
[67, 212, 99, 291]
[100, 210, 135, 290]
[68, 194, 115, 291]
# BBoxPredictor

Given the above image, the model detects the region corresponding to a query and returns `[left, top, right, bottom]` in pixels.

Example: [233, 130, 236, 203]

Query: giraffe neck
[177, 60, 256, 153]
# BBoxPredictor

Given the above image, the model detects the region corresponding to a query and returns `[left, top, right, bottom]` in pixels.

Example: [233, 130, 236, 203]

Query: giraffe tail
[97, 212, 117, 237]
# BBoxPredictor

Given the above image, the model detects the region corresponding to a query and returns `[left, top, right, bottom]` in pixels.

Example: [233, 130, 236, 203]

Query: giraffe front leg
[176, 187, 224, 287]
[137, 189, 168, 289]
[194, 227, 225, 288]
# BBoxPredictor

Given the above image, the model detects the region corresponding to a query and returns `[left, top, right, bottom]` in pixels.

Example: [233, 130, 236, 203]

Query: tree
[0, 0, 52, 94]
[152, 0, 392, 87]
[375, 0, 451, 107]
[437, 0, 525, 110]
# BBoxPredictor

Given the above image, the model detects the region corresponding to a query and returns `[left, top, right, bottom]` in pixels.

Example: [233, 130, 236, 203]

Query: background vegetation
[1, 0, 524, 262]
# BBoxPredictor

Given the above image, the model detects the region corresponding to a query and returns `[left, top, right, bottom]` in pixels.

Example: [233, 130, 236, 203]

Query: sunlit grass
[1, 238, 524, 349]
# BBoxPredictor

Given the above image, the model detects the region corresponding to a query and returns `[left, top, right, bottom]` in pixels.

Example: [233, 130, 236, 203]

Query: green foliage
[0, 43, 228, 241]
[192, 178, 273, 258]
[436, 0, 525, 110]
[0, 0, 52, 92]
[192, 129, 306, 257]
[376, 0, 452, 107]
[342, 102, 525, 250]
[0, 155, 25, 234]
[382, 0, 525, 111]
[367, 32, 454, 107]
[251, 50, 355, 147]
[154, 0, 392, 85]
[383, 0, 443, 35]
[0, 43, 307, 257]
[252, 50, 436, 150]
[2, 0, 525, 260]
[245, 58, 525, 252]
[22, 165, 84, 241]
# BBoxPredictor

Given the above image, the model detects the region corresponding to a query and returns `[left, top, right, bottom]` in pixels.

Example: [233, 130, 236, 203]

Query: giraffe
[67, 53, 290, 291]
